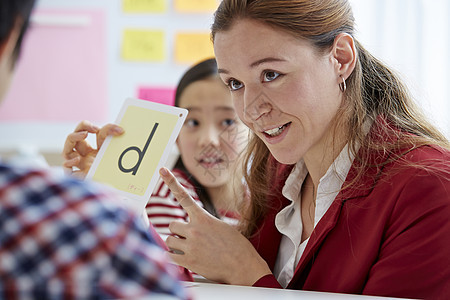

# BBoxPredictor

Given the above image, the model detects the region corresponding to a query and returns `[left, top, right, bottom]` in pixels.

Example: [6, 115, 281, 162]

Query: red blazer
[250, 136, 450, 299]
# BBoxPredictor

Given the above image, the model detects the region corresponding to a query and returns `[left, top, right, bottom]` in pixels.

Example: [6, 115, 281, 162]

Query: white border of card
[86, 97, 188, 214]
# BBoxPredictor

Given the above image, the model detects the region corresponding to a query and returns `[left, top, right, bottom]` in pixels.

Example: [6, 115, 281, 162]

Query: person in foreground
[63, 58, 248, 237]
[158, 0, 450, 298]
[0, 1, 187, 298]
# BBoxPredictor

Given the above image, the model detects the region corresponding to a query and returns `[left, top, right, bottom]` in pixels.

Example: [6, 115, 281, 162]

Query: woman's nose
[243, 89, 272, 123]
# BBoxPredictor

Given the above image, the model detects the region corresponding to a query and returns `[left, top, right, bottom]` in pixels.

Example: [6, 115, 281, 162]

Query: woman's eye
[185, 119, 199, 128]
[228, 79, 244, 91]
[222, 119, 236, 127]
[263, 71, 280, 82]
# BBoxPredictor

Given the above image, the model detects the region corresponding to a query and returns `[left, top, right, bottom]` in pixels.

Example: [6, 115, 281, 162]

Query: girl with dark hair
[146, 57, 248, 235]
[63, 58, 248, 236]
[158, 0, 450, 298]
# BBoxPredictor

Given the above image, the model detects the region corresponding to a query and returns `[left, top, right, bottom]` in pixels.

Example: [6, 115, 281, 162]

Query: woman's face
[214, 19, 343, 165]
[177, 77, 248, 188]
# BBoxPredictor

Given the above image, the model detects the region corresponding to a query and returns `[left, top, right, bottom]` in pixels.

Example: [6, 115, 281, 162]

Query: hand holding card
[86, 98, 187, 214]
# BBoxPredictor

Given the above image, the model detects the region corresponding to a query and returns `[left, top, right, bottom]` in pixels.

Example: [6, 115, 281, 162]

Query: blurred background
[0, 0, 449, 168]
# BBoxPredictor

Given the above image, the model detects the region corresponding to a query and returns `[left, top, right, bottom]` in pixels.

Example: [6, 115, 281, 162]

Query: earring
[339, 75, 346, 92]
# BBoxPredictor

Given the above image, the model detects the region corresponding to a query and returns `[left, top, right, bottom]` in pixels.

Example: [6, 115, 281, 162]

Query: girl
[62, 58, 248, 236]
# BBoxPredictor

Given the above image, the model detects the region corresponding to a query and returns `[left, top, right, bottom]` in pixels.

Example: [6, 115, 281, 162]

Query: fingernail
[159, 167, 168, 176]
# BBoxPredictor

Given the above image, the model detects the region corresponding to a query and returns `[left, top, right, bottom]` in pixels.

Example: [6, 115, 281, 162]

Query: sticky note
[123, 0, 166, 13]
[175, 32, 214, 64]
[122, 29, 165, 61]
[86, 98, 187, 213]
[138, 86, 176, 106]
[174, 0, 219, 13]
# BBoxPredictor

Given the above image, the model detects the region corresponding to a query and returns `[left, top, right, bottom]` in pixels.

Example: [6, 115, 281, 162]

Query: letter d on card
[86, 98, 187, 214]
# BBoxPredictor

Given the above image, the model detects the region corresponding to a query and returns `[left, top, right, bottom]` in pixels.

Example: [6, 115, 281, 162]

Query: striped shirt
[0, 163, 188, 299]
[146, 169, 239, 236]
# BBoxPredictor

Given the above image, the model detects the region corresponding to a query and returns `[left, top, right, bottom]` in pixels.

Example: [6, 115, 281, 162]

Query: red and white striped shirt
[146, 169, 203, 236]
[146, 168, 239, 237]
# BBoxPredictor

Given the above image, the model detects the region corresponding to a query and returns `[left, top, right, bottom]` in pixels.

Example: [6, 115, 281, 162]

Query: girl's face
[177, 77, 248, 188]
[214, 19, 344, 165]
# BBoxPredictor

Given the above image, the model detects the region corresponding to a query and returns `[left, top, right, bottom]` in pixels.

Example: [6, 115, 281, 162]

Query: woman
[159, 0, 450, 298]
[62, 58, 248, 236]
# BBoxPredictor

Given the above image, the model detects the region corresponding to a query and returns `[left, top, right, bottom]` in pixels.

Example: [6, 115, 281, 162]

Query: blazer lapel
[250, 160, 294, 271]
[287, 118, 394, 288]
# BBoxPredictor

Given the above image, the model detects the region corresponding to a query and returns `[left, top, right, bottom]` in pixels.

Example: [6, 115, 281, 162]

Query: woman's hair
[0, 0, 36, 64]
[173, 58, 221, 217]
[211, 0, 450, 237]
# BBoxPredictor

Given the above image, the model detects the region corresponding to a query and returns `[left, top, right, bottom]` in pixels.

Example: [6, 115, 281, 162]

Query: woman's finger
[165, 234, 187, 255]
[168, 221, 190, 238]
[159, 167, 203, 218]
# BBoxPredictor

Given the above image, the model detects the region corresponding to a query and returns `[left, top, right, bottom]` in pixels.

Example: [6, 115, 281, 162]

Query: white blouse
[273, 144, 355, 287]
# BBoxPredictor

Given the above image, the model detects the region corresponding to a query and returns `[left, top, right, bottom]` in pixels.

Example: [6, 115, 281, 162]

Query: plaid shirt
[0, 163, 188, 299]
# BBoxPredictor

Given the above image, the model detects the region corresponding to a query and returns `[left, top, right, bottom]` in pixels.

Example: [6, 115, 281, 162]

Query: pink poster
[138, 86, 176, 106]
[0, 10, 107, 122]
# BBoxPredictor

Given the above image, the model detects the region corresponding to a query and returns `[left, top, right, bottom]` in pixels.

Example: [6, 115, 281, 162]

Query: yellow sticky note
[123, 0, 166, 13]
[87, 98, 187, 213]
[175, 32, 214, 64]
[122, 29, 165, 62]
[174, 0, 219, 13]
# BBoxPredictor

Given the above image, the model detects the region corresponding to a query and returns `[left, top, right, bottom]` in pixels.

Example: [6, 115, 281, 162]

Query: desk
[184, 282, 407, 300]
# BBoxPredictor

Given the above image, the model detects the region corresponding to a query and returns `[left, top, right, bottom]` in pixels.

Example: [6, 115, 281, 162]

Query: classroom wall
[0, 0, 218, 165]
[1, 0, 449, 167]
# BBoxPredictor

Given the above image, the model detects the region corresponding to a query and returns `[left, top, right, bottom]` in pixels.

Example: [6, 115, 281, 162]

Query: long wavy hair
[211, 0, 449, 237]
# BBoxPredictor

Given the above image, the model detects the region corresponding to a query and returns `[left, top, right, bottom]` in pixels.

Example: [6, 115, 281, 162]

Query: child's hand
[62, 120, 124, 178]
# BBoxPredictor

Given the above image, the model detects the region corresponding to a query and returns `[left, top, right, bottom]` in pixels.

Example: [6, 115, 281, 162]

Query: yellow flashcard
[174, 0, 219, 13]
[122, 29, 165, 62]
[175, 32, 214, 64]
[86, 98, 187, 214]
[123, 0, 166, 13]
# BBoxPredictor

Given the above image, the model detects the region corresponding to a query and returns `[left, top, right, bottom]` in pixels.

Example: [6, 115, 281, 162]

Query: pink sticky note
[0, 9, 107, 122]
[137, 86, 176, 106]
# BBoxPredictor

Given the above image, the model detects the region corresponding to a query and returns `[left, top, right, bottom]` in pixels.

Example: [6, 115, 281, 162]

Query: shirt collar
[281, 144, 355, 203]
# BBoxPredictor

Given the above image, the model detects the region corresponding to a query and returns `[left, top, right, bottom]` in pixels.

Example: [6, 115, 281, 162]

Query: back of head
[0, 0, 36, 62]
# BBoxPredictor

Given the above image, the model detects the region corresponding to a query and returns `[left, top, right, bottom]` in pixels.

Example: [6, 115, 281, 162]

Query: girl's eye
[263, 71, 280, 82]
[185, 119, 199, 128]
[222, 119, 236, 127]
[228, 79, 244, 91]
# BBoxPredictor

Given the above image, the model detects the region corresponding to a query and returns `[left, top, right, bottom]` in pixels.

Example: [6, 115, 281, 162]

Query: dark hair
[173, 57, 221, 217]
[211, 0, 449, 237]
[174, 58, 218, 107]
[0, 0, 36, 64]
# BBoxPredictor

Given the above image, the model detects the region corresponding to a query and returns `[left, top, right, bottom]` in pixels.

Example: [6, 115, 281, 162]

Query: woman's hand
[62, 120, 124, 178]
[159, 167, 272, 286]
